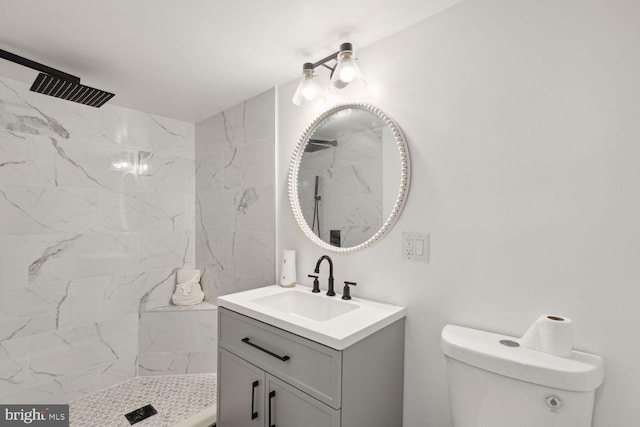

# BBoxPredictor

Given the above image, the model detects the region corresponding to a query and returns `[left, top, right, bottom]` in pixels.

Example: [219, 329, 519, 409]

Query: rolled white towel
[172, 269, 205, 306]
[177, 268, 201, 284]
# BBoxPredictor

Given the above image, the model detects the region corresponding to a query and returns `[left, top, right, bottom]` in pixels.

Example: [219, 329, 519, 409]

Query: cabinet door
[266, 374, 340, 427]
[218, 348, 265, 427]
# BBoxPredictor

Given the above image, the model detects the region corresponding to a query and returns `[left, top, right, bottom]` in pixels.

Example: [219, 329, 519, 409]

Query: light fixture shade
[329, 44, 366, 94]
[292, 64, 324, 106]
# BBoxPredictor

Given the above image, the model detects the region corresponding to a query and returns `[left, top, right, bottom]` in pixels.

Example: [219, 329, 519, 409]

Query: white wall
[276, 0, 640, 425]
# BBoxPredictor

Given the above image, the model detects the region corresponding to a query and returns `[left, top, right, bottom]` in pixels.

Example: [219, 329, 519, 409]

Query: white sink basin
[252, 290, 358, 322]
[217, 285, 406, 350]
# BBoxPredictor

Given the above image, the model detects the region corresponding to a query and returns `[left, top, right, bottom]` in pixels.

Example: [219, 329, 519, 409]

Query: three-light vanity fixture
[292, 42, 366, 106]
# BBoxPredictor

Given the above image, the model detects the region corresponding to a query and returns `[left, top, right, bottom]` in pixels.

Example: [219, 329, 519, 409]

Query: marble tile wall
[0, 76, 195, 403]
[138, 305, 217, 376]
[195, 89, 275, 299]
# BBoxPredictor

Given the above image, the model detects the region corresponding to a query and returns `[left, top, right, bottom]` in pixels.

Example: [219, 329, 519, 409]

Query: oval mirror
[288, 104, 410, 252]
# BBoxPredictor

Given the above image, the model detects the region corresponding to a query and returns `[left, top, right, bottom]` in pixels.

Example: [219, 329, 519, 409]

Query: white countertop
[217, 285, 406, 350]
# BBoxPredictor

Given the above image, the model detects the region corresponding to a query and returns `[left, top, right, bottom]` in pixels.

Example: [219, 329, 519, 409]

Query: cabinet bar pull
[268, 390, 276, 427]
[241, 337, 291, 361]
[251, 380, 259, 420]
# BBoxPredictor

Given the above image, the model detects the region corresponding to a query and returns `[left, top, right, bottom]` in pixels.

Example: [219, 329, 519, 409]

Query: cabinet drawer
[219, 307, 342, 409]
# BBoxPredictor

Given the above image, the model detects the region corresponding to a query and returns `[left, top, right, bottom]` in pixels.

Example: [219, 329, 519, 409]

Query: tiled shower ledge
[143, 301, 217, 313]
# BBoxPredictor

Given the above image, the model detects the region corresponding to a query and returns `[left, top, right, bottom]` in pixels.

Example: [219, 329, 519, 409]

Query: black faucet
[314, 255, 335, 296]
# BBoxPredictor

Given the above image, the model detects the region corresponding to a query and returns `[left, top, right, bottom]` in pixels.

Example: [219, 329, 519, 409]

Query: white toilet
[441, 324, 604, 427]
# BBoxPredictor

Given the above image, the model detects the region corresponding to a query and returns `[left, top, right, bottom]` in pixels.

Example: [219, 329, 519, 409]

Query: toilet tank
[441, 324, 604, 427]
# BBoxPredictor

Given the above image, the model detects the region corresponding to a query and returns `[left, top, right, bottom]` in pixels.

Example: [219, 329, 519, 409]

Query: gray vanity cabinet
[217, 307, 405, 427]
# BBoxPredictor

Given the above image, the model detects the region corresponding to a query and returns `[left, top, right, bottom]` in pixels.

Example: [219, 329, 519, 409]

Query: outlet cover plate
[402, 232, 428, 262]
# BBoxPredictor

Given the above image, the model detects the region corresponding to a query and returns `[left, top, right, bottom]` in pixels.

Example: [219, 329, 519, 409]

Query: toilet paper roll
[280, 249, 296, 288]
[520, 315, 573, 357]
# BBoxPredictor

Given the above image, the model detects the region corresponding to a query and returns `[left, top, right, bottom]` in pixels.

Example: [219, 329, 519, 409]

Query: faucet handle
[342, 281, 357, 300]
[308, 274, 320, 293]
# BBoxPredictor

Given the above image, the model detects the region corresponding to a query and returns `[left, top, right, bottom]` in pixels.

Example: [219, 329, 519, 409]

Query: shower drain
[124, 404, 157, 425]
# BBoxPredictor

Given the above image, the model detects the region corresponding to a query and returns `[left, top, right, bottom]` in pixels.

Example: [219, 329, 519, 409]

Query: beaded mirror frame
[288, 103, 411, 253]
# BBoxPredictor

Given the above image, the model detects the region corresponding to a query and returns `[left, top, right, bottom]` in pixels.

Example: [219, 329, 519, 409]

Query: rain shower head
[30, 73, 114, 108]
[0, 49, 114, 108]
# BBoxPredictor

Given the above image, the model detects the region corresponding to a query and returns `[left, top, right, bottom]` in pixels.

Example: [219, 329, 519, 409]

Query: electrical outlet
[402, 232, 429, 262]
[405, 237, 414, 256]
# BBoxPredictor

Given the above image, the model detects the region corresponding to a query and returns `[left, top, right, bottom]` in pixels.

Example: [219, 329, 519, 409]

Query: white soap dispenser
[280, 249, 296, 287]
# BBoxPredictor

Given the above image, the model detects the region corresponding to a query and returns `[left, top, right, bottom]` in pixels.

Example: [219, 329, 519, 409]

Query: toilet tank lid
[441, 324, 604, 392]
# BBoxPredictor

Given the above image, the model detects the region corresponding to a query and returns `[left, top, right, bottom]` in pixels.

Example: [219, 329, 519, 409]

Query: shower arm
[0, 49, 80, 84]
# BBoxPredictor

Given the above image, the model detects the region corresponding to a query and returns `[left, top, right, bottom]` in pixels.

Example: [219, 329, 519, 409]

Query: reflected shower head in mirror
[304, 139, 337, 153]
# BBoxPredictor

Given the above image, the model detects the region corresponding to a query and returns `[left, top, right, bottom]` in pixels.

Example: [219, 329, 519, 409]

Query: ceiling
[0, 0, 461, 123]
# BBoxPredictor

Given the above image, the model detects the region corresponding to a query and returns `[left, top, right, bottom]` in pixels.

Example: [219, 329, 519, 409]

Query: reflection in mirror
[289, 104, 409, 252]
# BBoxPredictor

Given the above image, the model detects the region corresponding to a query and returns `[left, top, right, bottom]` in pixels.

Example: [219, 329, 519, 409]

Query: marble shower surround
[138, 304, 217, 376]
[195, 89, 276, 299]
[0, 76, 195, 403]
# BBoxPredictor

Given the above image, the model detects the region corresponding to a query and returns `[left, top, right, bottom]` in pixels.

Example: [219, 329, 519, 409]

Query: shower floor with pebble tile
[69, 374, 216, 426]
